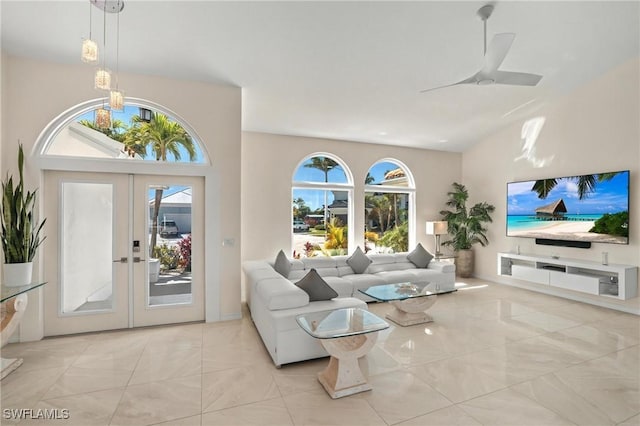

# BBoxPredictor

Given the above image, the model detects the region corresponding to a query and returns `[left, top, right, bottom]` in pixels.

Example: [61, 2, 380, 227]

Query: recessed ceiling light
[438, 139, 448, 143]
[378, 131, 388, 136]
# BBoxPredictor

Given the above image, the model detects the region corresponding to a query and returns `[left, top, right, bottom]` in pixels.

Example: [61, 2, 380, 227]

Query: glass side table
[296, 307, 389, 398]
[1, 282, 46, 379]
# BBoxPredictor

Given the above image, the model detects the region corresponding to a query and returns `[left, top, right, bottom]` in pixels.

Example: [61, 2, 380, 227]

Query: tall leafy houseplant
[440, 182, 494, 278]
[1, 144, 46, 286]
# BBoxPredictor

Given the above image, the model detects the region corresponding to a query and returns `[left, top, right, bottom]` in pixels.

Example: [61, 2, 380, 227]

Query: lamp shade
[81, 39, 98, 63]
[426, 221, 448, 235]
[95, 68, 111, 90]
[95, 107, 111, 128]
[109, 89, 124, 111]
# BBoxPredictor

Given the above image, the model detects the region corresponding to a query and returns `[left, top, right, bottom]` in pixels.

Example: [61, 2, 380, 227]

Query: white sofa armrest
[256, 277, 309, 311]
[427, 261, 455, 273]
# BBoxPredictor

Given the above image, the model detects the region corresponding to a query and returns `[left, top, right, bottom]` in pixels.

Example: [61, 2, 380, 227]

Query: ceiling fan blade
[419, 75, 477, 93]
[480, 33, 515, 74]
[493, 70, 543, 86]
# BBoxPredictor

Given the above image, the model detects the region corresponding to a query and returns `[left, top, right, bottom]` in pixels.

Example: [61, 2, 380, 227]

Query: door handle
[113, 257, 147, 263]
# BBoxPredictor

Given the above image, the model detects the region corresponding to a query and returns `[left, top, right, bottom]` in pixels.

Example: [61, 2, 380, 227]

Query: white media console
[497, 252, 638, 300]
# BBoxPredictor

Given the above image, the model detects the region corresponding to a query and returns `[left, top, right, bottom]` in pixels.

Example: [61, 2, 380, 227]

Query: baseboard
[220, 312, 242, 321]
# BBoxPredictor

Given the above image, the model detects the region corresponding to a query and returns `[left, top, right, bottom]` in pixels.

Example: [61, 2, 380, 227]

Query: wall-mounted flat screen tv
[507, 170, 630, 245]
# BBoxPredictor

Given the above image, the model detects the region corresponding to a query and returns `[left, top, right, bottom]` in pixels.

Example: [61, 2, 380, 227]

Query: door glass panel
[61, 182, 114, 313]
[148, 184, 193, 306]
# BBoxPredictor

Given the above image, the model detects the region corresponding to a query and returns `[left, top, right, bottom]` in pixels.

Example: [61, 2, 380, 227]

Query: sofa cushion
[341, 273, 386, 286]
[274, 250, 291, 277]
[322, 276, 354, 298]
[256, 277, 309, 310]
[287, 270, 308, 281]
[372, 270, 419, 284]
[246, 268, 281, 291]
[295, 269, 338, 302]
[407, 243, 433, 268]
[347, 246, 371, 274]
[334, 256, 355, 276]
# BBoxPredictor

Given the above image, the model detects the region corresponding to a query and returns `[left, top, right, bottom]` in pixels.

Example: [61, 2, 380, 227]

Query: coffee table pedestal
[387, 294, 438, 326]
[296, 308, 389, 400]
[317, 333, 378, 399]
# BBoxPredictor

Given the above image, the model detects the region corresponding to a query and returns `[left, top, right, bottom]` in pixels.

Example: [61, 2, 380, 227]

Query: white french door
[43, 171, 204, 336]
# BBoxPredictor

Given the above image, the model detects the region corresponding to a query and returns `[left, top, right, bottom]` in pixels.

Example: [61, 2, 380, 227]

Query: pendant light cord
[102, 2, 107, 69]
[483, 18, 487, 55]
[115, 1, 120, 90]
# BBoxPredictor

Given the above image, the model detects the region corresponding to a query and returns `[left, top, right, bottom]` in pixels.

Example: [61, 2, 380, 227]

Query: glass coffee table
[296, 307, 389, 399]
[1, 282, 47, 379]
[359, 282, 456, 326]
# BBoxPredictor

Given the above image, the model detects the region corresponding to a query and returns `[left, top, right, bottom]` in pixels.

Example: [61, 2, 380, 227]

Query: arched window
[292, 153, 353, 257]
[364, 159, 415, 253]
[38, 99, 207, 165]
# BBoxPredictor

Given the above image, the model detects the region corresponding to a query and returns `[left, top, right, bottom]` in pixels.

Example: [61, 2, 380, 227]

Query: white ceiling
[2, 1, 639, 152]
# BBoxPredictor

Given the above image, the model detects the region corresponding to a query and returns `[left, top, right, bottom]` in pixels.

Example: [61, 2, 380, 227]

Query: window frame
[291, 152, 354, 256]
[364, 158, 416, 252]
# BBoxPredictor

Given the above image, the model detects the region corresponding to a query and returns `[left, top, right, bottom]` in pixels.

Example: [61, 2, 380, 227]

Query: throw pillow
[295, 269, 338, 301]
[347, 246, 372, 274]
[274, 250, 291, 277]
[407, 243, 434, 268]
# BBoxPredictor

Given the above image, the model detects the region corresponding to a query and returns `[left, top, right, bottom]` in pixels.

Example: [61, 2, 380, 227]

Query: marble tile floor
[1, 278, 638, 425]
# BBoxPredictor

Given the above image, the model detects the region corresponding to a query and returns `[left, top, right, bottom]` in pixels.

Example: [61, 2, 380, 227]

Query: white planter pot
[3, 262, 33, 287]
[149, 259, 160, 283]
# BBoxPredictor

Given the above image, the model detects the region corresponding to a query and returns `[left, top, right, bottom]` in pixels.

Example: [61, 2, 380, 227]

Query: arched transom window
[39, 101, 207, 165]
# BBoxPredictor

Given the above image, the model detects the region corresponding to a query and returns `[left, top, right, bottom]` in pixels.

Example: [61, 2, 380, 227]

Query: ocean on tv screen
[506, 171, 629, 244]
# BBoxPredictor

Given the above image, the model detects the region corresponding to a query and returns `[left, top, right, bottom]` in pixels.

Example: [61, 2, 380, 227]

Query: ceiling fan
[421, 4, 542, 93]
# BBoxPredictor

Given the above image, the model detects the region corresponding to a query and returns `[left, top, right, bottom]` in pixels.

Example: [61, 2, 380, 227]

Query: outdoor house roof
[535, 199, 567, 217]
[149, 188, 192, 206]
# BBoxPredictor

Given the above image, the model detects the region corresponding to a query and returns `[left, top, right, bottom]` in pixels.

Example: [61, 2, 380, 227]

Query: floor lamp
[426, 221, 448, 258]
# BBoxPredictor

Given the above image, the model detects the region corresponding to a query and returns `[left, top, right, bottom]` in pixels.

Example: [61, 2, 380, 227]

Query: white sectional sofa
[243, 252, 456, 367]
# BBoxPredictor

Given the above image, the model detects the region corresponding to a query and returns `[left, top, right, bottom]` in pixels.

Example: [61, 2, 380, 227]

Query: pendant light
[81, 1, 98, 63]
[82, 0, 126, 127]
[109, 1, 124, 111]
[94, 0, 111, 90]
[95, 105, 111, 129]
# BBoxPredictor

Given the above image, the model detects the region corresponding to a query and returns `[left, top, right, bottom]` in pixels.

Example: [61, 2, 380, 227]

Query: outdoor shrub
[324, 218, 348, 250]
[364, 231, 379, 242]
[314, 224, 325, 231]
[303, 241, 314, 257]
[177, 234, 192, 271]
[152, 244, 180, 271]
[378, 222, 408, 252]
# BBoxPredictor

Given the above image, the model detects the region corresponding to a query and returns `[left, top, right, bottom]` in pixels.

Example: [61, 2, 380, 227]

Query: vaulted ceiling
[2, 1, 639, 151]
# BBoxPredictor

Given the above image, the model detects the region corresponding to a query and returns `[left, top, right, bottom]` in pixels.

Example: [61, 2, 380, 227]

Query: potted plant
[440, 182, 494, 278]
[1, 144, 46, 286]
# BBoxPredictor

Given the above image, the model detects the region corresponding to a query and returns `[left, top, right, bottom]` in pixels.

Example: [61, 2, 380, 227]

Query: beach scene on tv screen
[507, 172, 629, 244]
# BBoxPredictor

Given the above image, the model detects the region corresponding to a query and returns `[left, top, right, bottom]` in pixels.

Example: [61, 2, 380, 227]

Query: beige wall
[462, 58, 640, 280]
[241, 131, 462, 265]
[1, 55, 242, 333]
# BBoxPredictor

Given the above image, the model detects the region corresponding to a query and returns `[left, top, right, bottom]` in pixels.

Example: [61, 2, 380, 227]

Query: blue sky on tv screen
[507, 172, 629, 216]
